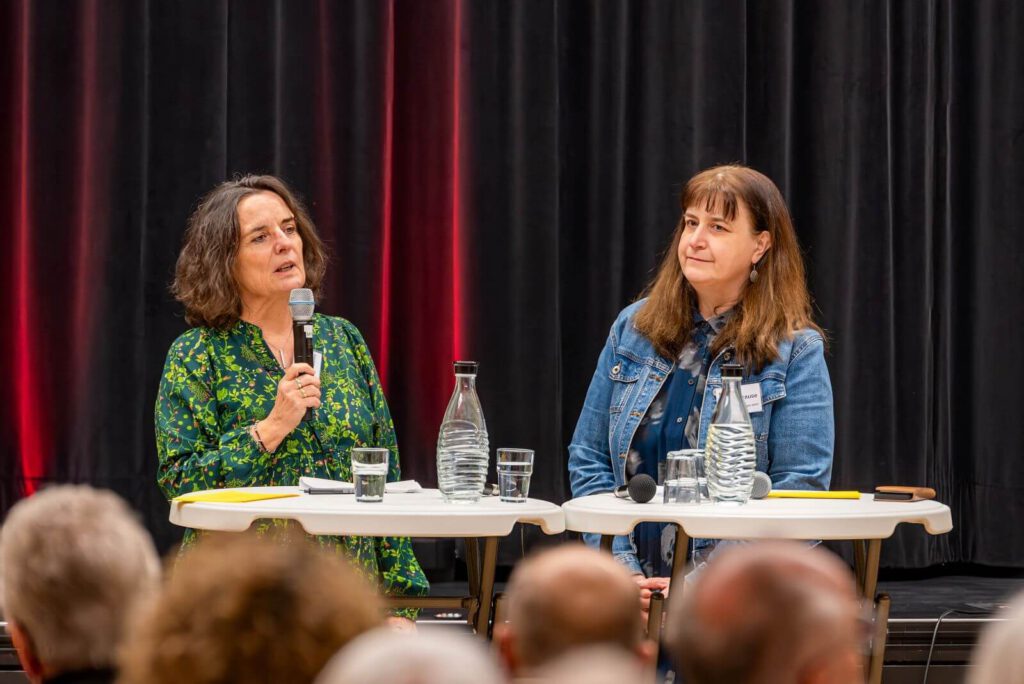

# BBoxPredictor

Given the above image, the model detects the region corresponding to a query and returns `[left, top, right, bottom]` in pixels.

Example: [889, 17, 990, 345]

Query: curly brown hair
[634, 164, 824, 371]
[117, 531, 383, 684]
[172, 175, 329, 329]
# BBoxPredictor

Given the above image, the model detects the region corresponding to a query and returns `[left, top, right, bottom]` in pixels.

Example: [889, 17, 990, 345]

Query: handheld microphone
[613, 474, 658, 503]
[288, 288, 315, 422]
[751, 471, 772, 499]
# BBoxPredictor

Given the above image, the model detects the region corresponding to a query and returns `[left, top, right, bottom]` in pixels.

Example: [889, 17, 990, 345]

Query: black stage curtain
[1, 0, 1021, 568]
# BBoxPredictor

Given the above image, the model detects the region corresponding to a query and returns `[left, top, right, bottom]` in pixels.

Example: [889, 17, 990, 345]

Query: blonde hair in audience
[118, 531, 383, 684]
[0, 485, 160, 671]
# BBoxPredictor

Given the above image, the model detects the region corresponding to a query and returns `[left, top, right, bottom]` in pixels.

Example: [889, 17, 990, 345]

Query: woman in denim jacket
[568, 164, 834, 606]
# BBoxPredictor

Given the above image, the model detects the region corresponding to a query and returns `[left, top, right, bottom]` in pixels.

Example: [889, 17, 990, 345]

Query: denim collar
[693, 307, 733, 334]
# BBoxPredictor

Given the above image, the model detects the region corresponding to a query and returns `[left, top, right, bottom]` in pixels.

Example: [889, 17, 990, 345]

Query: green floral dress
[155, 314, 429, 615]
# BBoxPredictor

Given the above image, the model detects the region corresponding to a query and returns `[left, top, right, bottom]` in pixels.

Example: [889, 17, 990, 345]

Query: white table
[170, 487, 565, 635]
[562, 493, 953, 683]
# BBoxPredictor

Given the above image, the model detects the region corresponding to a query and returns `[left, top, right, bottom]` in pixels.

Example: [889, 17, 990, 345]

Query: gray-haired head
[315, 629, 503, 684]
[968, 591, 1024, 684]
[0, 485, 160, 675]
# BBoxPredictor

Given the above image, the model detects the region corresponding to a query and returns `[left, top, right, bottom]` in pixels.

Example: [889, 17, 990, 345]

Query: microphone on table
[288, 288, 316, 422]
[613, 474, 658, 504]
[751, 471, 772, 499]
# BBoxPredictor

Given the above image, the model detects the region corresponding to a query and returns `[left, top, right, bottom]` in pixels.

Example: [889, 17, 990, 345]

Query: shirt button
[676, 417, 683, 423]
[688, 378, 695, 385]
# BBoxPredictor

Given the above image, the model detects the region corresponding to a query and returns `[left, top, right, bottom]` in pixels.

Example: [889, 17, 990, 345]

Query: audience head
[968, 590, 1024, 684]
[316, 629, 502, 684]
[118, 530, 382, 684]
[665, 541, 864, 684]
[0, 485, 160, 683]
[495, 544, 651, 675]
[531, 645, 648, 684]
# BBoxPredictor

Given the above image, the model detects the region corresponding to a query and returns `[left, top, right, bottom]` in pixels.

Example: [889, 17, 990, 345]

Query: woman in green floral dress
[155, 174, 428, 625]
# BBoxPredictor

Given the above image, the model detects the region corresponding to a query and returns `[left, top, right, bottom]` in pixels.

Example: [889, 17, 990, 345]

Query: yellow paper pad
[174, 491, 300, 504]
[765, 490, 862, 500]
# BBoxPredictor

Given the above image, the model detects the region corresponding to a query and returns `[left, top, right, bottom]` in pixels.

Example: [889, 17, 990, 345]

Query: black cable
[922, 608, 956, 684]
[921, 607, 993, 684]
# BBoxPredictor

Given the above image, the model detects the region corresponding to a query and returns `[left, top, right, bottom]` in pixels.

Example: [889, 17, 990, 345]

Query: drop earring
[749, 264, 759, 283]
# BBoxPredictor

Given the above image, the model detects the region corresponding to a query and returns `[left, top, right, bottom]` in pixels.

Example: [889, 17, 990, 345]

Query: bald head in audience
[495, 544, 653, 676]
[665, 542, 864, 684]
[531, 645, 648, 684]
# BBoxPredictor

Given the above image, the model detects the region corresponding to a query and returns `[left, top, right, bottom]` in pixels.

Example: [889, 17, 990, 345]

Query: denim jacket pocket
[752, 375, 786, 470]
[608, 353, 642, 414]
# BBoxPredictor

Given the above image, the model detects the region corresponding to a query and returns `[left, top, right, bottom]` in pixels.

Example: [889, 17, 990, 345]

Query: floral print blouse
[155, 314, 429, 613]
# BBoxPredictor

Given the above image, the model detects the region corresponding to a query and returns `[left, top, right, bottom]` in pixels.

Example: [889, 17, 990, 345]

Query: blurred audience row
[0, 485, 1019, 684]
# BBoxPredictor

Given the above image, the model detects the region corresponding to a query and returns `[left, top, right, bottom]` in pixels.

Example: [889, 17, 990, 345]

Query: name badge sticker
[313, 350, 323, 378]
[710, 383, 763, 413]
[741, 382, 763, 413]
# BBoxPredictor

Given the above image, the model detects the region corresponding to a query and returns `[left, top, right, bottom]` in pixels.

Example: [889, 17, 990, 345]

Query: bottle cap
[721, 363, 744, 378]
[453, 361, 479, 375]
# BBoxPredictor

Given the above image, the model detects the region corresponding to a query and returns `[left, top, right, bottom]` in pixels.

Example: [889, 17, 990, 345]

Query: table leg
[465, 538, 481, 598]
[853, 540, 867, 591]
[600, 534, 613, 552]
[464, 538, 482, 630]
[474, 537, 499, 637]
[671, 524, 689, 590]
[646, 589, 666, 678]
[862, 539, 881, 601]
[867, 593, 891, 684]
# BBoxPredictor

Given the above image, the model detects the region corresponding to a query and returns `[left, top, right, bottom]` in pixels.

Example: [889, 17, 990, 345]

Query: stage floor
[879, 570, 1023, 617]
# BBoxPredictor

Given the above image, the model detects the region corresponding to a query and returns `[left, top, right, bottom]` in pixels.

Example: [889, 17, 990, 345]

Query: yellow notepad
[765, 490, 862, 500]
[174, 491, 301, 504]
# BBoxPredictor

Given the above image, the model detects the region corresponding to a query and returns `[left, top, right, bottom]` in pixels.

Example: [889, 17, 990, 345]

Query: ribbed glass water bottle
[705, 363, 757, 504]
[436, 361, 490, 503]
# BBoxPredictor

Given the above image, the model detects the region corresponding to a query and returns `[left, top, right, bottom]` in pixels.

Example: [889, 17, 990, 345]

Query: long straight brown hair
[634, 165, 823, 371]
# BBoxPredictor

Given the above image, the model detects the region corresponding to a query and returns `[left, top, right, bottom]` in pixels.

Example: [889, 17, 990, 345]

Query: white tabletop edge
[168, 487, 566, 537]
[560, 493, 954, 540]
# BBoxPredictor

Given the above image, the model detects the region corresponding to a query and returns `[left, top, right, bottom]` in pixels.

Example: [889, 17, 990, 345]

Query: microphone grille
[751, 471, 772, 499]
[288, 288, 315, 321]
[627, 474, 658, 504]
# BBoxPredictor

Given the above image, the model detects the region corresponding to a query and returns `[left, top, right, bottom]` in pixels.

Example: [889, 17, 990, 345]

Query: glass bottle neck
[721, 375, 745, 399]
[454, 374, 477, 389]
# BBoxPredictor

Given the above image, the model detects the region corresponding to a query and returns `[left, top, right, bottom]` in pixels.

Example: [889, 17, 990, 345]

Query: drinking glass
[496, 448, 534, 502]
[664, 449, 702, 504]
[351, 447, 389, 502]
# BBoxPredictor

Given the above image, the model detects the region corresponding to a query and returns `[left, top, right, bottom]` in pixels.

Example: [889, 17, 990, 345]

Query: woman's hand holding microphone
[254, 363, 321, 452]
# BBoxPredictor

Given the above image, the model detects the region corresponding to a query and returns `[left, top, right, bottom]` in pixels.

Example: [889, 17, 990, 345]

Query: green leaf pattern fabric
[155, 314, 429, 616]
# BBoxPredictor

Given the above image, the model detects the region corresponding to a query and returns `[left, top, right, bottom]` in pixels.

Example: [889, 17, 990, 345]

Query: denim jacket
[568, 299, 834, 573]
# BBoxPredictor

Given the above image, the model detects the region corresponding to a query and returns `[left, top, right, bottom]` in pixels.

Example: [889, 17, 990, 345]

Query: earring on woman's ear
[749, 264, 759, 283]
